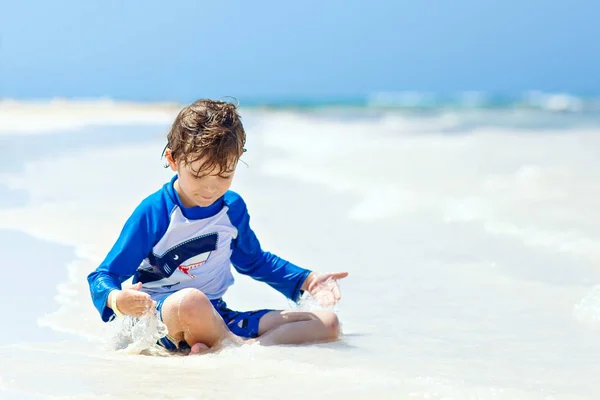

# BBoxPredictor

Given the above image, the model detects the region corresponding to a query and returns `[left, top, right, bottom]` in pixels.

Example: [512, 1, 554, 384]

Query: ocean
[0, 96, 599, 399]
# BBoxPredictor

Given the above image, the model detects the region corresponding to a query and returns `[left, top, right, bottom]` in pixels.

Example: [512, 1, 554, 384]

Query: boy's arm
[87, 198, 165, 322]
[228, 197, 312, 302]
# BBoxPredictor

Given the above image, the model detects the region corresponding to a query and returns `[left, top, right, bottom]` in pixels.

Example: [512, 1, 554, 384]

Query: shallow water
[0, 106, 599, 399]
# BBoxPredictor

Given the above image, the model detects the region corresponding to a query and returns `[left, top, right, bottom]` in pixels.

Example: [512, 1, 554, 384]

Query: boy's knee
[177, 288, 213, 320]
[321, 311, 341, 339]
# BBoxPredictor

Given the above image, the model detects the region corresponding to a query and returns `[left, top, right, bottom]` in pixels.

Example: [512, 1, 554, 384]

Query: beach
[0, 101, 599, 399]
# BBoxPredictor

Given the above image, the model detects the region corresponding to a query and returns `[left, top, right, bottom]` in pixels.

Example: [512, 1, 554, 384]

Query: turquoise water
[239, 91, 600, 112]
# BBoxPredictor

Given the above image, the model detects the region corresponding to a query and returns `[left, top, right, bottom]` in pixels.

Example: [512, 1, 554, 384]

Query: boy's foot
[189, 342, 210, 354]
[188, 337, 256, 355]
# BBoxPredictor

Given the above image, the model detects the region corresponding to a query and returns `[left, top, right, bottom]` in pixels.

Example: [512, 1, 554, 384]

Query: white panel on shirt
[140, 206, 238, 300]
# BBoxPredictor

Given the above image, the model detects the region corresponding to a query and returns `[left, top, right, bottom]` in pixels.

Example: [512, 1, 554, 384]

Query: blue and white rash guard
[87, 175, 311, 322]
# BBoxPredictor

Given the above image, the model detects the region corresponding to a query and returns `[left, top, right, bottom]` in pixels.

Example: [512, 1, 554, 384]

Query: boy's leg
[256, 310, 341, 346]
[159, 288, 244, 350]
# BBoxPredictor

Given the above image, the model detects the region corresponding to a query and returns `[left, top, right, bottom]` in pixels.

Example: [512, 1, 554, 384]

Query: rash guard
[87, 175, 311, 322]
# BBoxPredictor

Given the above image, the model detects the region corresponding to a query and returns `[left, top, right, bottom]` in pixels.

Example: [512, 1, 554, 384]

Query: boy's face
[166, 150, 236, 208]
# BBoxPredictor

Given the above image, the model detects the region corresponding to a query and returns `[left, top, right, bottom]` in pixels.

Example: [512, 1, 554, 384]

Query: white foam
[256, 114, 600, 261]
[574, 285, 600, 329]
[1, 105, 600, 399]
[525, 91, 585, 112]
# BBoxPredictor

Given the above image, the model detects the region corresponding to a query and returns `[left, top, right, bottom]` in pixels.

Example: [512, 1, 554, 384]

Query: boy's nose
[204, 184, 218, 193]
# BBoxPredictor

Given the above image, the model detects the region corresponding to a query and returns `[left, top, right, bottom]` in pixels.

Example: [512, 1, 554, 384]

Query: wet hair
[164, 98, 246, 175]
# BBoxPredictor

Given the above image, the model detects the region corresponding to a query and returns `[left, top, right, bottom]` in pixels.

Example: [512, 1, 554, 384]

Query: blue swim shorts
[155, 295, 272, 351]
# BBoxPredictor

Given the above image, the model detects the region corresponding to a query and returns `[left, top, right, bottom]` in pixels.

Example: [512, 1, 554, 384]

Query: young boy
[87, 99, 348, 353]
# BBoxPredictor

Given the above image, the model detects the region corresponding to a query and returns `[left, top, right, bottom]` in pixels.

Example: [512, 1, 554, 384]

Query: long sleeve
[226, 192, 311, 302]
[87, 193, 170, 321]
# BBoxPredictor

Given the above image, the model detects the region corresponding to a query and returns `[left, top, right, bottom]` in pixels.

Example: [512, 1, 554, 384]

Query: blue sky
[0, 0, 598, 101]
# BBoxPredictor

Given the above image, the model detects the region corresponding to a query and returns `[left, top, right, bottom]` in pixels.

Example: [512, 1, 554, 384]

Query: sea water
[0, 101, 599, 399]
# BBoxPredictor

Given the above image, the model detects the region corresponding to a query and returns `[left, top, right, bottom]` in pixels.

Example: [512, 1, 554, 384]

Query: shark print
[135, 232, 219, 284]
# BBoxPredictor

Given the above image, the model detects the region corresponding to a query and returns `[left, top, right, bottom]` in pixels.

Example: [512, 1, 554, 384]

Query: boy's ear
[164, 148, 178, 171]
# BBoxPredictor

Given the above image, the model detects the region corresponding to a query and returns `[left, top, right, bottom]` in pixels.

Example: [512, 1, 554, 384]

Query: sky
[0, 0, 598, 101]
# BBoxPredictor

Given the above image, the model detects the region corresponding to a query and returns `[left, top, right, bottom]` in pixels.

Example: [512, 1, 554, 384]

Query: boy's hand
[302, 272, 349, 307]
[110, 282, 156, 317]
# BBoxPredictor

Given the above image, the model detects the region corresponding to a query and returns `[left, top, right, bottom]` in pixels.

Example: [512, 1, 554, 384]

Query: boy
[87, 99, 348, 354]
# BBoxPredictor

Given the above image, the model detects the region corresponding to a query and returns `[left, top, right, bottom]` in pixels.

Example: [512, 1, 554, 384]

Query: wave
[219, 91, 600, 113]
[366, 91, 600, 112]
[3, 92, 600, 113]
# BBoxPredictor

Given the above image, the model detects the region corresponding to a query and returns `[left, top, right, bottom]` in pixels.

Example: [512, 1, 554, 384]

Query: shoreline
[0, 228, 75, 344]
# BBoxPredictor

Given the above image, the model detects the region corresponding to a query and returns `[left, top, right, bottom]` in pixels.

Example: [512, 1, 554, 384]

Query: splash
[574, 285, 600, 329]
[289, 279, 342, 314]
[105, 310, 169, 354]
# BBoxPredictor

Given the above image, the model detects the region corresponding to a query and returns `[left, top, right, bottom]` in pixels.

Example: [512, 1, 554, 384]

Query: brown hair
[164, 98, 246, 175]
